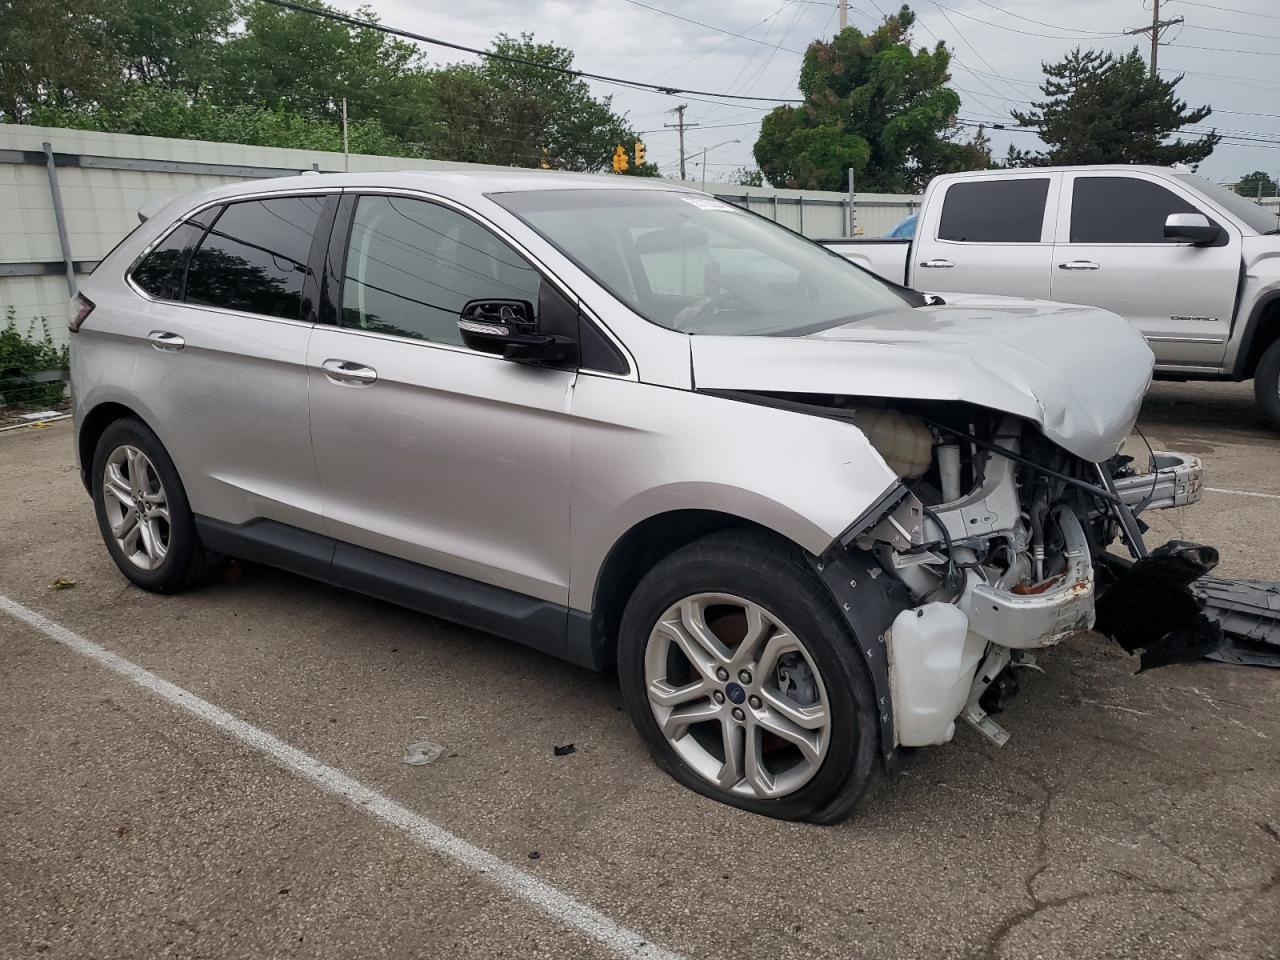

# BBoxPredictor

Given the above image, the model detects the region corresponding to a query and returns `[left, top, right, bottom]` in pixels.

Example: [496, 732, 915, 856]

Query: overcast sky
[369, 0, 1280, 188]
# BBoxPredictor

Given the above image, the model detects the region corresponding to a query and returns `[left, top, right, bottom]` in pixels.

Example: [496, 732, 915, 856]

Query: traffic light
[612, 144, 630, 173]
[539, 146, 551, 170]
[634, 140, 646, 166]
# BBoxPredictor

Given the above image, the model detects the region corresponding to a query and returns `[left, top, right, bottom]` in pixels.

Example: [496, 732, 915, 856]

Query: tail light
[69, 293, 95, 333]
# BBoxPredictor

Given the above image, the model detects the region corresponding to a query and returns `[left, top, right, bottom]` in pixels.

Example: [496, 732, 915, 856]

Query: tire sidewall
[618, 539, 879, 822]
[1256, 339, 1280, 431]
[91, 418, 200, 592]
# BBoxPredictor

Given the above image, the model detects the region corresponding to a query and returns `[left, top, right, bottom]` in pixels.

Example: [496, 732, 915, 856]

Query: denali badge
[1170, 315, 1218, 323]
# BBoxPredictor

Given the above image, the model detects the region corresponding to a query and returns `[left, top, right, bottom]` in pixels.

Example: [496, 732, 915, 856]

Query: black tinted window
[341, 195, 541, 346]
[938, 178, 1050, 242]
[1070, 176, 1197, 243]
[131, 220, 207, 299]
[185, 196, 324, 318]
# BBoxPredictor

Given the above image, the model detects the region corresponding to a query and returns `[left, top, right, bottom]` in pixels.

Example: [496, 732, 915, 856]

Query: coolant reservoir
[853, 408, 933, 479]
[886, 603, 986, 746]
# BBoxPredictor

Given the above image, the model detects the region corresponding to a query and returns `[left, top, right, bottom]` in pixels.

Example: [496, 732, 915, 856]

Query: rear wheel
[618, 530, 881, 823]
[91, 418, 209, 593]
[1255, 338, 1280, 432]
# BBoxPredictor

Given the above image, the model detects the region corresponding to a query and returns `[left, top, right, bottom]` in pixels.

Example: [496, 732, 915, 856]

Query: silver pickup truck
[824, 166, 1280, 430]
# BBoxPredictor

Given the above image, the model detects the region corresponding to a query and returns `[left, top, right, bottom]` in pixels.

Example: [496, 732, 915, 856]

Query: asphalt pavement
[1, 380, 1277, 960]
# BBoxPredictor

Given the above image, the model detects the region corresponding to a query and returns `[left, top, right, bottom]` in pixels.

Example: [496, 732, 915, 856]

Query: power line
[1166, 42, 1280, 57]
[617, 0, 804, 55]
[926, 0, 1128, 40]
[962, 0, 1121, 36]
[648, 1, 796, 81]
[1166, 0, 1280, 22]
[1182, 23, 1280, 42]
[253, 0, 805, 104]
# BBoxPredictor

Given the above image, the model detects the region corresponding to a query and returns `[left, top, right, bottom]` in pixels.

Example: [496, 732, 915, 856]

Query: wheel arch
[1236, 292, 1280, 379]
[579, 509, 808, 671]
[77, 401, 151, 493]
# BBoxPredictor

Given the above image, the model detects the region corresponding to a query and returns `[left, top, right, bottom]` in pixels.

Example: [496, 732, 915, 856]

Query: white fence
[0, 124, 920, 343]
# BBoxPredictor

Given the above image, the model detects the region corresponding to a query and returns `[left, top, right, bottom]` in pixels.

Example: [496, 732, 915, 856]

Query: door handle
[321, 358, 378, 385]
[1058, 260, 1101, 271]
[919, 258, 955, 268]
[147, 330, 185, 351]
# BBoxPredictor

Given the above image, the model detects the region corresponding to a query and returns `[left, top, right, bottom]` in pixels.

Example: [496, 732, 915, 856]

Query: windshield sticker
[680, 196, 737, 212]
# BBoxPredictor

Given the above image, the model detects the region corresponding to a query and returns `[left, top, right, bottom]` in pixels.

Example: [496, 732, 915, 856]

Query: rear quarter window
[938, 178, 1050, 243]
[130, 219, 211, 300]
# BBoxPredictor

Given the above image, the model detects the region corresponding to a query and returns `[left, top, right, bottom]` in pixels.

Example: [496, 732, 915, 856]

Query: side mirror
[457, 299, 575, 364]
[1164, 213, 1222, 246]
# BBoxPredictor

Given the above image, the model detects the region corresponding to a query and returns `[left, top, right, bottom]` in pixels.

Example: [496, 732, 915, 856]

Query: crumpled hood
[690, 295, 1154, 463]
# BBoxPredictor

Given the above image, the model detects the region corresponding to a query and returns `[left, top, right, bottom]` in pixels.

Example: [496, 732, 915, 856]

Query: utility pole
[1124, 0, 1183, 80]
[341, 96, 350, 172]
[838, 0, 847, 31]
[664, 104, 698, 181]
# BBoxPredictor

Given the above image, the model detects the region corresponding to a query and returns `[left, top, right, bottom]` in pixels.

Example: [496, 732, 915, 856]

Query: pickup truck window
[493, 189, 910, 337]
[1069, 177, 1196, 243]
[938, 178, 1049, 243]
[1175, 174, 1279, 235]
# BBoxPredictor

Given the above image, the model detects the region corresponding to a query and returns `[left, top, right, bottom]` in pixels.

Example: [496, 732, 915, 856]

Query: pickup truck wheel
[1255, 338, 1280, 431]
[617, 529, 881, 823]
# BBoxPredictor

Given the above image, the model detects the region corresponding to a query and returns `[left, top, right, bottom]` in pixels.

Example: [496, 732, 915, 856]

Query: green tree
[1008, 48, 1219, 168]
[752, 6, 968, 192]
[406, 34, 645, 173]
[0, 0, 124, 121]
[212, 0, 420, 126]
[31, 86, 405, 155]
[1237, 170, 1278, 199]
[117, 0, 236, 91]
[730, 167, 765, 187]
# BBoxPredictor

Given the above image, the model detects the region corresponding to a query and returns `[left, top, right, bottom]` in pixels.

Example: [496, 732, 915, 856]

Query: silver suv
[71, 172, 1204, 822]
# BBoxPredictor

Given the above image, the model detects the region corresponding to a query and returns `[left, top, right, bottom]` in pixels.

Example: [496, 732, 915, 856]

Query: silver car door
[1051, 172, 1238, 368]
[126, 192, 334, 533]
[307, 192, 577, 606]
[915, 174, 1058, 299]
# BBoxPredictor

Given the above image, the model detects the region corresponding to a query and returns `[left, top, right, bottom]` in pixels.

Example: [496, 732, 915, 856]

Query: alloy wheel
[644, 593, 831, 799]
[102, 444, 171, 571]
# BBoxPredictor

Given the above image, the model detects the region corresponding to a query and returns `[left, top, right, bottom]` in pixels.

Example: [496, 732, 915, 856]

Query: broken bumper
[1112, 451, 1203, 512]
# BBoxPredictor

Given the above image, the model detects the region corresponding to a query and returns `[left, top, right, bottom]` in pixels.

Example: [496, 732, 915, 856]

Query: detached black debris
[553, 743, 576, 756]
[1192, 577, 1280, 668]
[1095, 541, 1223, 671]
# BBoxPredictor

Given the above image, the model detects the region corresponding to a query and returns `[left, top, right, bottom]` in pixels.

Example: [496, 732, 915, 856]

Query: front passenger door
[1051, 174, 1239, 368]
[307, 193, 577, 607]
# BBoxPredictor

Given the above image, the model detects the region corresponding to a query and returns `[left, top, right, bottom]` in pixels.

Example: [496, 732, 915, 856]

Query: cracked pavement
[2, 379, 1278, 960]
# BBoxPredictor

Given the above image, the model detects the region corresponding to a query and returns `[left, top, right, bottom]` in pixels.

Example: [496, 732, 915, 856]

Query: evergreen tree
[1008, 48, 1219, 168]
[752, 5, 975, 192]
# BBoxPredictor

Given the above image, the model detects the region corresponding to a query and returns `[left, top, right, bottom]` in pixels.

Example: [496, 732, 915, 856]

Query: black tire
[91, 417, 209, 593]
[617, 529, 882, 823]
[1255, 338, 1280, 432]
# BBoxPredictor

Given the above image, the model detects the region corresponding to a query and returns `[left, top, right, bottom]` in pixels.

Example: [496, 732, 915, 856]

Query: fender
[1230, 287, 1280, 379]
[566, 376, 901, 614]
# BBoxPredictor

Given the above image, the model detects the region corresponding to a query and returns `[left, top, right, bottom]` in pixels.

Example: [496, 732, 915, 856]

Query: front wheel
[617, 530, 882, 823]
[1255, 338, 1280, 432]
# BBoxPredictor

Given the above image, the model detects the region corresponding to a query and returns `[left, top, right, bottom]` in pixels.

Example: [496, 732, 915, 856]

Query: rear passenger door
[915, 175, 1057, 299]
[306, 192, 578, 607]
[128, 191, 335, 534]
[1051, 173, 1238, 368]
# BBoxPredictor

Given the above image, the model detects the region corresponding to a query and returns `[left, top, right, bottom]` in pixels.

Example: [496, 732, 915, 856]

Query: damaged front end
[796, 396, 1221, 752]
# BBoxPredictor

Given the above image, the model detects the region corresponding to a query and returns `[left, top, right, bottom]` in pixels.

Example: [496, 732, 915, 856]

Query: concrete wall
[0, 123, 920, 344]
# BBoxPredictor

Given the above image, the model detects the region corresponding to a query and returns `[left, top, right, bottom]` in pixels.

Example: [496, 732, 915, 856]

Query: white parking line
[0, 593, 683, 960]
[1205, 487, 1280, 500]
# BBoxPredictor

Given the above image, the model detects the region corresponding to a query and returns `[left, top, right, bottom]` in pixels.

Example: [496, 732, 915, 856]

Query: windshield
[490, 189, 911, 336]
[1176, 174, 1279, 234]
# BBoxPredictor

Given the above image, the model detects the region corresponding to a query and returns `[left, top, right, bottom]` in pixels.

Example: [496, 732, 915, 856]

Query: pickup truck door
[1051, 172, 1238, 369]
[912, 174, 1058, 299]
